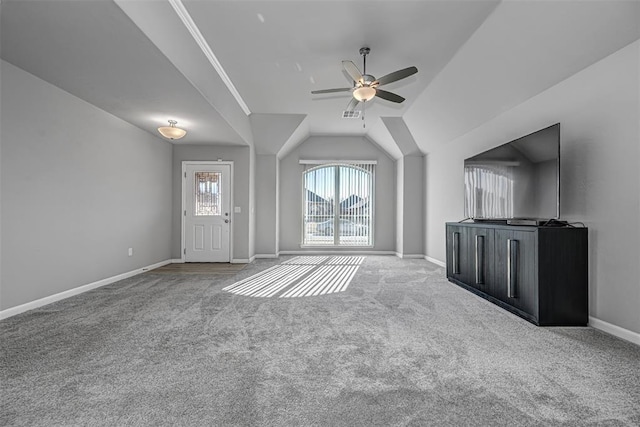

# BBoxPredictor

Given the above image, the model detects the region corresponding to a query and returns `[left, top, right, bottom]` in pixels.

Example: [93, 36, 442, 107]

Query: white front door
[184, 163, 231, 262]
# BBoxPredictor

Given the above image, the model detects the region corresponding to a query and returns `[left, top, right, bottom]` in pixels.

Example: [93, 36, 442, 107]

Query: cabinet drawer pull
[475, 235, 484, 284]
[453, 232, 460, 274]
[507, 239, 518, 298]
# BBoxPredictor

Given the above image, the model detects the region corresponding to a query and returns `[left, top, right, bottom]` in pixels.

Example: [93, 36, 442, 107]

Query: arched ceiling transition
[2, 1, 639, 159]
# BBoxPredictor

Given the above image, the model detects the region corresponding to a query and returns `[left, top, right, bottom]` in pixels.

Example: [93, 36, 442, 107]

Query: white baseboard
[395, 253, 425, 259]
[589, 316, 640, 346]
[280, 250, 396, 256]
[0, 259, 173, 320]
[174, 258, 255, 264]
[254, 254, 280, 259]
[425, 256, 446, 268]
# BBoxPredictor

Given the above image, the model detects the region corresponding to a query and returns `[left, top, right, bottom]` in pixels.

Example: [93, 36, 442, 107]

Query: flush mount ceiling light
[157, 120, 186, 140]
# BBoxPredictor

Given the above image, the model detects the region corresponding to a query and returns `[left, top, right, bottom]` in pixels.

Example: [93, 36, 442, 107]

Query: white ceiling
[183, 0, 499, 124]
[2, 0, 639, 158]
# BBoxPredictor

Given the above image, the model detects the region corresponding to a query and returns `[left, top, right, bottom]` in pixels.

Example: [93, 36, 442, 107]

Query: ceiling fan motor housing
[360, 74, 377, 86]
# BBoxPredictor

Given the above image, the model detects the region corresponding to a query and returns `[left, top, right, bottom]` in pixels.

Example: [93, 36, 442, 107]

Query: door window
[194, 172, 222, 216]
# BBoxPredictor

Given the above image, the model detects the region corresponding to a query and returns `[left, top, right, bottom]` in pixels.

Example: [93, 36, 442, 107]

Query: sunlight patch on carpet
[223, 256, 364, 298]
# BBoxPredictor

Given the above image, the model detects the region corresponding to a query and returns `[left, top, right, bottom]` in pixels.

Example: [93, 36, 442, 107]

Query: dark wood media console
[445, 222, 588, 326]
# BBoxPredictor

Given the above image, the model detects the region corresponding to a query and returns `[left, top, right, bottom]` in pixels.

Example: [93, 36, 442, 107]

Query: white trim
[171, 258, 185, 264]
[425, 255, 446, 268]
[231, 259, 251, 264]
[254, 253, 280, 259]
[168, 0, 251, 115]
[182, 161, 234, 263]
[299, 159, 378, 165]
[589, 316, 640, 346]
[300, 245, 374, 249]
[280, 250, 395, 256]
[0, 260, 172, 320]
[181, 162, 186, 263]
[395, 253, 425, 259]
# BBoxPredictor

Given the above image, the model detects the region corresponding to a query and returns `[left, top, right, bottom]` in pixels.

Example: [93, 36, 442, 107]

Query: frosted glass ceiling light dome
[158, 120, 187, 140]
[353, 85, 376, 102]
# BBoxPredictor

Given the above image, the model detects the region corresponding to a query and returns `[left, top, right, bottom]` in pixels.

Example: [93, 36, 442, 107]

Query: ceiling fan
[311, 47, 418, 111]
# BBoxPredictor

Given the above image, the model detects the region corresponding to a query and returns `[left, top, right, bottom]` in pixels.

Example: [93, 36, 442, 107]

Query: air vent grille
[342, 110, 361, 119]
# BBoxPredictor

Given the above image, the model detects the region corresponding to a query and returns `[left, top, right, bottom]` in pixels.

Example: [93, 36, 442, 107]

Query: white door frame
[181, 161, 234, 262]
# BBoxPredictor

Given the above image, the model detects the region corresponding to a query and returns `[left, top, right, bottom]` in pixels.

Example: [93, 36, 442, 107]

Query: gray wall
[279, 135, 395, 252]
[255, 154, 279, 256]
[0, 61, 173, 310]
[172, 145, 251, 261]
[400, 155, 425, 256]
[423, 41, 640, 334]
[248, 146, 256, 259]
[395, 158, 404, 253]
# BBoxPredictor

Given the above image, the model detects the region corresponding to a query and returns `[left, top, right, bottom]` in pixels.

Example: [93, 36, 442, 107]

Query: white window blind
[301, 162, 375, 246]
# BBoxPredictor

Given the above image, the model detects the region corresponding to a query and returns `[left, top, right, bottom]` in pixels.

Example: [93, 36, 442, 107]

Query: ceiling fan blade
[311, 88, 352, 94]
[342, 60, 363, 83]
[375, 89, 405, 103]
[375, 66, 418, 86]
[346, 97, 360, 111]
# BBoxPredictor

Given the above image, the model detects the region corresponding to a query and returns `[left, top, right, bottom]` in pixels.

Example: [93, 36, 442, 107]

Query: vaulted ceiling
[2, 0, 639, 159]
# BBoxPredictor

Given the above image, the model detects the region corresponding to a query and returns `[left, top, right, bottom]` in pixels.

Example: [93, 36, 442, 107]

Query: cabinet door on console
[494, 229, 538, 319]
[446, 225, 473, 284]
[468, 228, 494, 292]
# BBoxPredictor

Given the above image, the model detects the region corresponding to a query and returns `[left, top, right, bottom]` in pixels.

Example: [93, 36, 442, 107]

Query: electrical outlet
[128, 248, 133, 256]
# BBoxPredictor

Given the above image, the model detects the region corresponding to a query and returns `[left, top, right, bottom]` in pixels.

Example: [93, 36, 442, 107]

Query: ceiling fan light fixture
[158, 120, 187, 140]
[353, 86, 376, 102]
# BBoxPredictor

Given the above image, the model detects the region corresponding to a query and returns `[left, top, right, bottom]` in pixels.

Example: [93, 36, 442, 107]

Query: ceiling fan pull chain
[362, 101, 366, 129]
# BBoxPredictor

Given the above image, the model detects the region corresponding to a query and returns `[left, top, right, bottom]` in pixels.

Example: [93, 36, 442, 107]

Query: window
[302, 162, 374, 246]
[194, 171, 222, 216]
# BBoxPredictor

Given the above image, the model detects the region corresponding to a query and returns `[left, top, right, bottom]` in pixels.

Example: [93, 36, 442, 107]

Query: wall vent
[342, 110, 361, 119]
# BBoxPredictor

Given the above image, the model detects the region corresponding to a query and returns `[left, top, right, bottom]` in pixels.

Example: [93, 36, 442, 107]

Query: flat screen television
[464, 123, 560, 222]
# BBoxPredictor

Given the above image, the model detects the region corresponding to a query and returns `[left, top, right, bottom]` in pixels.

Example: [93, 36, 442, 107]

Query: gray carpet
[1, 256, 638, 426]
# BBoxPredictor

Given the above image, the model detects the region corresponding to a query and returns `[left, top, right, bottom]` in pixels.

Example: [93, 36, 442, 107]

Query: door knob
[224, 219, 229, 223]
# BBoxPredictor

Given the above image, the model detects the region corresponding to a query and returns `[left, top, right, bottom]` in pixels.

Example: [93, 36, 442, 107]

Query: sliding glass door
[302, 163, 374, 247]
